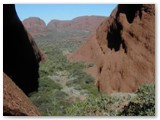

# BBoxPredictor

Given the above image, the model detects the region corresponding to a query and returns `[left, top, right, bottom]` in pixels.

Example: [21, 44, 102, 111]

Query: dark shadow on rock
[117, 4, 142, 24]
[106, 4, 143, 53]
[3, 4, 39, 95]
[107, 20, 127, 53]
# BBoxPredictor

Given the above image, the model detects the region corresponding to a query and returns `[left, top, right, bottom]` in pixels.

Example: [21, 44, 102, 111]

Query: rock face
[3, 4, 43, 116]
[69, 4, 155, 93]
[47, 16, 106, 32]
[3, 73, 40, 116]
[3, 4, 42, 95]
[23, 17, 46, 38]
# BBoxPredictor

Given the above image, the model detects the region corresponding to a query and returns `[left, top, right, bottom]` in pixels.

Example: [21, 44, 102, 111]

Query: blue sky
[16, 4, 117, 24]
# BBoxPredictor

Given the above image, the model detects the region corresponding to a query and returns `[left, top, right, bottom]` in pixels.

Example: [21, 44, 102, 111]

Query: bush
[65, 94, 121, 116]
[65, 83, 155, 116]
[119, 83, 155, 116]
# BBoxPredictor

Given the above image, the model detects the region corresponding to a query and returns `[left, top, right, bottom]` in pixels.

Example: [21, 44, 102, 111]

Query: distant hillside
[47, 16, 106, 32]
[22, 16, 106, 38]
[23, 17, 47, 38]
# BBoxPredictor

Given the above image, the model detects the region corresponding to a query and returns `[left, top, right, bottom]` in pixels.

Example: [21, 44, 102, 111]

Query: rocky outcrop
[23, 17, 46, 38]
[69, 4, 155, 93]
[47, 16, 106, 32]
[3, 4, 43, 116]
[3, 73, 40, 116]
[3, 4, 42, 95]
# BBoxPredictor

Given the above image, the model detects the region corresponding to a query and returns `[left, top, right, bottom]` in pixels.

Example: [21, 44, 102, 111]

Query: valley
[4, 4, 155, 116]
[28, 27, 154, 116]
[24, 5, 155, 116]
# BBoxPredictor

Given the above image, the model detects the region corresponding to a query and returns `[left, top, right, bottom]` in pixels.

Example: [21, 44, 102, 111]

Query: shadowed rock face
[116, 4, 143, 23]
[69, 4, 155, 93]
[3, 4, 40, 95]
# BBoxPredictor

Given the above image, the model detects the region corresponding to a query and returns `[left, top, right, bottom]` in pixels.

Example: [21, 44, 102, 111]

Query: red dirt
[68, 4, 155, 93]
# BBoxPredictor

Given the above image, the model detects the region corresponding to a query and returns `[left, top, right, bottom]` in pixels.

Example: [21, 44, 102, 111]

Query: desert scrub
[119, 83, 155, 116]
[29, 76, 70, 115]
[79, 82, 99, 96]
[66, 68, 97, 95]
[29, 44, 98, 115]
[65, 94, 127, 116]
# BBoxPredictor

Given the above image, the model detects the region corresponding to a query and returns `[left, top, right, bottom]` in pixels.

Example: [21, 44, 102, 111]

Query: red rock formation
[69, 4, 155, 93]
[23, 17, 46, 38]
[3, 4, 42, 95]
[3, 73, 40, 116]
[47, 16, 106, 32]
[3, 4, 42, 116]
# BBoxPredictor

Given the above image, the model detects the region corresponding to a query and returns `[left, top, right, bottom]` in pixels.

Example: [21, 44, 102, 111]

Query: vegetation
[28, 30, 155, 116]
[120, 84, 155, 116]
[29, 35, 98, 115]
[65, 84, 155, 116]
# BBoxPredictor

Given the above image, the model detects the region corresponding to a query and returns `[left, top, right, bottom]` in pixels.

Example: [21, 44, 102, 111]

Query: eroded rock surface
[69, 4, 155, 93]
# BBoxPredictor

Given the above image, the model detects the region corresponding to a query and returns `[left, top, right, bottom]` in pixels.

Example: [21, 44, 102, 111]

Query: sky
[16, 4, 117, 24]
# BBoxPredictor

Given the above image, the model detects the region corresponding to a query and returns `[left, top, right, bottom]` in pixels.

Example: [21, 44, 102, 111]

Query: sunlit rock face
[69, 4, 155, 93]
[3, 73, 41, 116]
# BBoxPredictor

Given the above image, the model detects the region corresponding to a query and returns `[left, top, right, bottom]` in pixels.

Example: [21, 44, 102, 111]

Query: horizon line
[22, 15, 107, 25]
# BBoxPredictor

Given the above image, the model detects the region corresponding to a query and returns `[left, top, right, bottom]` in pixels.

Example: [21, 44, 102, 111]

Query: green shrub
[65, 94, 121, 116]
[119, 83, 155, 116]
[65, 84, 155, 116]
[80, 83, 99, 96]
